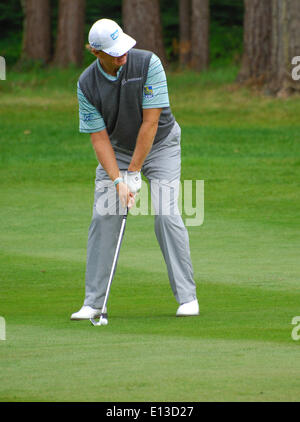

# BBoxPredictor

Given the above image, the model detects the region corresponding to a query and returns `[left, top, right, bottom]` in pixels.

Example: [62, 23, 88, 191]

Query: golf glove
[123, 171, 142, 194]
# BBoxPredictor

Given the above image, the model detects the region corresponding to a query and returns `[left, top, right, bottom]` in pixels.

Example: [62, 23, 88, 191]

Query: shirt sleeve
[77, 82, 106, 133]
[142, 54, 170, 109]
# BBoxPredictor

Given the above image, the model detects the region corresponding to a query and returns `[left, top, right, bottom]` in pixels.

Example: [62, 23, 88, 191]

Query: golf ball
[100, 318, 108, 326]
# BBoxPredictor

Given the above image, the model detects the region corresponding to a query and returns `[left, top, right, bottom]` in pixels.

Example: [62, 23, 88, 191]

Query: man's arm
[90, 130, 135, 207]
[90, 129, 120, 181]
[128, 108, 162, 172]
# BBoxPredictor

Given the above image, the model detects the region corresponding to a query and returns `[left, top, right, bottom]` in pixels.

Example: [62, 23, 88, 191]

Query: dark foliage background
[0, 0, 244, 66]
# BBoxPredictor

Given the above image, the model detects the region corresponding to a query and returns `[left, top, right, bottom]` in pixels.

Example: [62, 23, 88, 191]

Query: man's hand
[116, 181, 135, 209]
[123, 171, 142, 194]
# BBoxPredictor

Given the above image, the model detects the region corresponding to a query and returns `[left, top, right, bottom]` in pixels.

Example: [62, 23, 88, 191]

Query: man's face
[95, 50, 128, 68]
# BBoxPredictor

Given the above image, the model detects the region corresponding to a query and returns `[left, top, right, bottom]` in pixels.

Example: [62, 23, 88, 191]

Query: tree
[190, 0, 210, 71]
[268, 0, 300, 96]
[179, 0, 191, 67]
[237, 0, 272, 84]
[21, 0, 51, 64]
[238, 0, 300, 96]
[178, 0, 210, 70]
[53, 0, 86, 67]
[122, 0, 168, 67]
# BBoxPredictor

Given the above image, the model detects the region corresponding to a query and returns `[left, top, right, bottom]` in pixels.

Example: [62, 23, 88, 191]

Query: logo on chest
[121, 77, 143, 86]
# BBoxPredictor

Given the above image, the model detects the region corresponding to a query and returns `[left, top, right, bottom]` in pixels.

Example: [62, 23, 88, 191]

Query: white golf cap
[88, 19, 136, 57]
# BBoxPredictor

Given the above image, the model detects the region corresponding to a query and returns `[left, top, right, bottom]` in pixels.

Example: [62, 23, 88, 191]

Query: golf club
[90, 206, 129, 326]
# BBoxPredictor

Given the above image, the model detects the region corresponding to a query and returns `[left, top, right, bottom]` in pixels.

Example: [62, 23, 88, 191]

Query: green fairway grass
[0, 65, 300, 401]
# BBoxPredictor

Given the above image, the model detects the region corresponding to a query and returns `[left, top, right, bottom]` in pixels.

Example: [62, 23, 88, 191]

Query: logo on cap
[91, 41, 102, 49]
[110, 29, 119, 40]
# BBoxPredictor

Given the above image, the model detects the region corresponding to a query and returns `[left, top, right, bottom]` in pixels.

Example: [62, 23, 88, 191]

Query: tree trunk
[190, 0, 210, 71]
[122, 0, 168, 68]
[53, 0, 86, 67]
[179, 0, 191, 67]
[238, 0, 300, 96]
[268, 0, 300, 96]
[21, 0, 51, 64]
[237, 0, 272, 84]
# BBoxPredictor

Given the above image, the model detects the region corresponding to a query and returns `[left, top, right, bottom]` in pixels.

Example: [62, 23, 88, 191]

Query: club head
[90, 316, 108, 326]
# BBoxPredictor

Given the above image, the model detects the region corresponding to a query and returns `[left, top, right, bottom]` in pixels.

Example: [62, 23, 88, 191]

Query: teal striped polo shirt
[78, 53, 170, 133]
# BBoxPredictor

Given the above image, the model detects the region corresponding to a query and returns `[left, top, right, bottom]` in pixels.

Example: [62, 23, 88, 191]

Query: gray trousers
[84, 122, 197, 308]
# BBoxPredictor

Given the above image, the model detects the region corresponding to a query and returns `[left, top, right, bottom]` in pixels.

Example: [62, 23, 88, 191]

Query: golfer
[71, 18, 199, 320]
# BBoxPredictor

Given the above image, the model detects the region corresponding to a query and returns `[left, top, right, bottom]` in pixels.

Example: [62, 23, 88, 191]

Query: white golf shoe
[176, 299, 200, 317]
[70, 305, 101, 320]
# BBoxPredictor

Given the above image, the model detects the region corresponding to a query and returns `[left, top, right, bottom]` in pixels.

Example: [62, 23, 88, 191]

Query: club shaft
[101, 208, 128, 316]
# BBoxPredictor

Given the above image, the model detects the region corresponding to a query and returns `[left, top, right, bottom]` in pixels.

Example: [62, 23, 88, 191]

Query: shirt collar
[97, 59, 123, 81]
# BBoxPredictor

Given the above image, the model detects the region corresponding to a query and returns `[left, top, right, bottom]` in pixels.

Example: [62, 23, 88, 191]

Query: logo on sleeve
[83, 113, 92, 122]
[144, 85, 154, 98]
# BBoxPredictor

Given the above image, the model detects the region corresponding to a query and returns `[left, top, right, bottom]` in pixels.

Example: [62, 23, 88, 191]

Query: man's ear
[86, 44, 100, 58]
